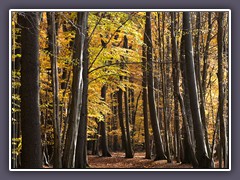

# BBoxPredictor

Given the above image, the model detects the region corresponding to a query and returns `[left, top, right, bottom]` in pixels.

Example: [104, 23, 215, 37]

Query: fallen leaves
[88, 152, 193, 169]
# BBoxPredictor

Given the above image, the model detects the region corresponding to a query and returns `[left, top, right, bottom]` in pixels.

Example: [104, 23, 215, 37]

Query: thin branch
[88, 12, 137, 71]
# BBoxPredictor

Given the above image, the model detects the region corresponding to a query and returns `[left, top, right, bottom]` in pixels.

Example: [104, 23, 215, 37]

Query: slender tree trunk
[63, 12, 86, 168]
[171, 12, 181, 163]
[145, 12, 166, 161]
[117, 68, 128, 156]
[47, 12, 62, 168]
[202, 12, 212, 94]
[74, 12, 89, 169]
[19, 12, 42, 168]
[194, 12, 211, 156]
[159, 13, 172, 163]
[183, 12, 213, 168]
[142, 34, 151, 159]
[111, 92, 119, 151]
[99, 85, 112, 157]
[217, 12, 228, 169]
[122, 36, 134, 158]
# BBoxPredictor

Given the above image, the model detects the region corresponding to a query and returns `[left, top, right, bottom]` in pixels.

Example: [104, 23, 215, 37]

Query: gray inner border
[1, 0, 238, 179]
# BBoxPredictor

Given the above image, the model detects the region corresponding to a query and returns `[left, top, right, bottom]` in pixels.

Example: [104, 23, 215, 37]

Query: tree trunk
[217, 12, 228, 169]
[160, 13, 172, 163]
[99, 85, 112, 157]
[171, 12, 181, 163]
[123, 36, 134, 158]
[19, 12, 42, 168]
[142, 33, 151, 159]
[47, 12, 62, 168]
[194, 12, 211, 156]
[202, 12, 212, 94]
[180, 27, 195, 155]
[178, 94, 199, 167]
[74, 12, 89, 169]
[111, 92, 119, 151]
[62, 12, 86, 168]
[183, 12, 213, 168]
[145, 12, 166, 161]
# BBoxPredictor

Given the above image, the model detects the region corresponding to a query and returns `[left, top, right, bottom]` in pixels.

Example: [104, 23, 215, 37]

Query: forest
[11, 11, 229, 169]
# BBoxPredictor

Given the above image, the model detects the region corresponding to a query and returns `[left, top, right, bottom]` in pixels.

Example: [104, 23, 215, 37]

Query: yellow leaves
[12, 137, 22, 156]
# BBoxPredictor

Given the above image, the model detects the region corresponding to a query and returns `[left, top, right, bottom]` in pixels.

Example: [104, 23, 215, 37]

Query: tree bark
[62, 12, 86, 168]
[145, 12, 166, 160]
[171, 12, 181, 163]
[183, 12, 213, 168]
[217, 12, 228, 169]
[74, 12, 89, 169]
[142, 33, 151, 159]
[19, 12, 42, 168]
[47, 12, 62, 168]
[123, 35, 134, 158]
[99, 85, 112, 157]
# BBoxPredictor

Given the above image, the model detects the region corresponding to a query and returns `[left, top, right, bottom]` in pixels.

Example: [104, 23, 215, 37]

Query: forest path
[88, 152, 192, 169]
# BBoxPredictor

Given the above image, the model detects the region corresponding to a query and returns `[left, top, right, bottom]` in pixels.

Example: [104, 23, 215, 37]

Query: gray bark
[183, 12, 213, 168]
[145, 12, 166, 160]
[62, 12, 86, 168]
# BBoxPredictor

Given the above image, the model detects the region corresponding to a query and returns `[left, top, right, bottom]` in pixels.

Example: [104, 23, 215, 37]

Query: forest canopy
[11, 11, 230, 170]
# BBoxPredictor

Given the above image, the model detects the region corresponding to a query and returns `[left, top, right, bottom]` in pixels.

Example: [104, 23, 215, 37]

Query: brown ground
[88, 152, 193, 169]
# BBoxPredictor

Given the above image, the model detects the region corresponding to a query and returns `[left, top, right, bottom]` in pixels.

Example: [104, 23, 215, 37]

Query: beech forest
[11, 11, 230, 169]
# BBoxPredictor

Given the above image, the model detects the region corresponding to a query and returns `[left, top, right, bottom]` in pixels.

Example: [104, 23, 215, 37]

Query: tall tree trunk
[74, 12, 89, 169]
[217, 12, 228, 169]
[202, 12, 212, 95]
[62, 12, 86, 168]
[180, 27, 195, 155]
[123, 36, 134, 158]
[171, 12, 181, 163]
[19, 12, 42, 168]
[194, 12, 211, 156]
[47, 12, 62, 168]
[111, 92, 119, 151]
[178, 94, 199, 167]
[160, 13, 172, 163]
[142, 34, 151, 159]
[99, 85, 112, 157]
[145, 12, 166, 161]
[117, 66, 128, 156]
[183, 12, 213, 168]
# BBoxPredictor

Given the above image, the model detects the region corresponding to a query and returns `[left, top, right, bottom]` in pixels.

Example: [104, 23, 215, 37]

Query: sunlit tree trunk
[63, 12, 86, 168]
[74, 12, 89, 169]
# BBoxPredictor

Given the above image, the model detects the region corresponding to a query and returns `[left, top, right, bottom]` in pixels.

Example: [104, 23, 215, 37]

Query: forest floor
[88, 152, 192, 169]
